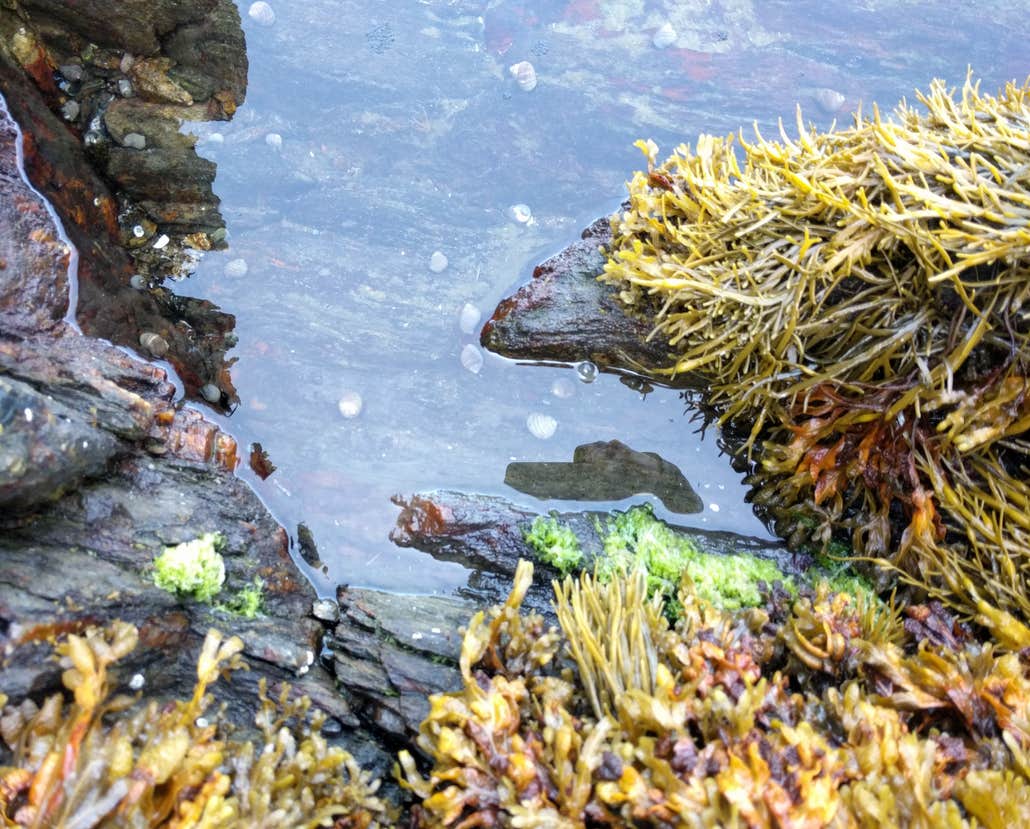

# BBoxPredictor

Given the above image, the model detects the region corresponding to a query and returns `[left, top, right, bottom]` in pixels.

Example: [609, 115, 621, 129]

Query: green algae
[152, 531, 226, 602]
[523, 513, 584, 574]
[599, 503, 791, 612]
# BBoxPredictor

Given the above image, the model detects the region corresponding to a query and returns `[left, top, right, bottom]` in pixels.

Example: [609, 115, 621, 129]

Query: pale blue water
[181, 0, 1030, 594]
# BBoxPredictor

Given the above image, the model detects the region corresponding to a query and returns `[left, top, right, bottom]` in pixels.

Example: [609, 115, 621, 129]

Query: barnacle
[0, 623, 396, 828]
[600, 74, 1030, 628]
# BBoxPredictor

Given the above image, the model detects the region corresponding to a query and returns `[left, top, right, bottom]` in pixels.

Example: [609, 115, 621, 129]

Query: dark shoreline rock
[0, 18, 395, 774]
[481, 214, 680, 378]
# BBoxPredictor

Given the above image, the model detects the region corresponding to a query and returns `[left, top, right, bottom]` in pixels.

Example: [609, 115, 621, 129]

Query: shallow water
[179, 0, 1029, 595]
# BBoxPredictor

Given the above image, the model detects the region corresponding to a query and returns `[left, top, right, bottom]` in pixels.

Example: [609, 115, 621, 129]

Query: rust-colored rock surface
[0, 94, 69, 336]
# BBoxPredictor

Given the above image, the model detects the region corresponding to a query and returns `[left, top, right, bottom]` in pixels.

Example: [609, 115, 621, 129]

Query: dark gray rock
[17, 0, 222, 57]
[481, 216, 677, 376]
[0, 374, 119, 512]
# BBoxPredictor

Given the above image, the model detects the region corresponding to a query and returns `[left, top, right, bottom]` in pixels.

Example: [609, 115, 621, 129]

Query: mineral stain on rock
[504, 439, 703, 514]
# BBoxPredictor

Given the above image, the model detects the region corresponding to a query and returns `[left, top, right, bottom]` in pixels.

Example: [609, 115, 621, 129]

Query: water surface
[180, 0, 1029, 594]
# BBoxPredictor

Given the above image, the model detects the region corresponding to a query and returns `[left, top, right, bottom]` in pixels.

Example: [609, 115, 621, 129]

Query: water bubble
[429, 250, 448, 273]
[128, 673, 145, 691]
[224, 257, 248, 278]
[575, 360, 598, 383]
[813, 87, 846, 113]
[129, 274, 146, 289]
[338, 390, 363, 418]
[526, 412, 557, 440]
[459, 302, 481, 335]
[200, 383, 221, 403]
[652, 22, 677, 48]
[265, 132, 283, 150]
[551, 377, 576, 399]
[509, 61, 537, 92]
[132, 224, 146, 238]
[248, 1, 276, 25]
[460, 343, 484, 374]
[709, 503, 721, 513]
[508, 203, 532, 223]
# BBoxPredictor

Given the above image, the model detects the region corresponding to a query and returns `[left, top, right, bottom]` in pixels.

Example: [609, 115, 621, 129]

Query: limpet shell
[429, 251, 448, 273]
[508, 203, 532, 223]
[338, 390, 363, 418]
[813, 87, 846, 113]
[248, 1, 276, 26]
[551, 377, 576, 399]
[526, 412, 557, 439]
[200, 383, 221, 403]
[224, 257, 248, 278]
[509, 61, 537, 92]
[652, 22, 677, 49]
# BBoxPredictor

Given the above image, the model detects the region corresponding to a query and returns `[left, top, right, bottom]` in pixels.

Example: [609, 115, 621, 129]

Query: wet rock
[14, 0, 223, 58]
[481, 215, 675, 376]
[0, 374, 119, 512]
[0, 453, 358, 738]
[324, 487, 805, 747]
[0, 94, 70, 337]
[504, 439, 704, 514]
[0, 56, 239, 401]
[331, 588, 470, 741]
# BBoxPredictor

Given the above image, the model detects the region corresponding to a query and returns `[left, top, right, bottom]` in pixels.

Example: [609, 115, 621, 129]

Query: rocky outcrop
[0, 1, 243, 402]
[481, 215, 677, 376]
[0, 13, 388, 772]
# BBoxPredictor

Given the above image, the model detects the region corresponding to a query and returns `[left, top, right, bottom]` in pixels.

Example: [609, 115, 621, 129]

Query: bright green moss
[523, 514, 584, 574]
[600, 503, 792, 611]
[152, 532, 226, 602]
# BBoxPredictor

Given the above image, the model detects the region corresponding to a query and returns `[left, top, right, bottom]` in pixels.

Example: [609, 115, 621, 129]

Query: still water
[180, 0, 1028, 595]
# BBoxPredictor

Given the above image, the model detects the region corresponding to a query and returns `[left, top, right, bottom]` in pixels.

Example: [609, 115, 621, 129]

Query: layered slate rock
[0, 81, 391, 772]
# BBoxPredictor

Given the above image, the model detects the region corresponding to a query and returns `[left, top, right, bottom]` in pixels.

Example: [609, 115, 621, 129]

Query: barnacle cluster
[0, 622, 396, 828]
[599, 75, 1030, 630]
[400, 559, 1030, 827]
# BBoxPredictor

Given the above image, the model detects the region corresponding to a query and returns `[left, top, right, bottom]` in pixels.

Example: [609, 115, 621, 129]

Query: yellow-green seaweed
[0, 623, 397, 828]
[599, 75, 1030, 634]
[400, 560, 1030, 828]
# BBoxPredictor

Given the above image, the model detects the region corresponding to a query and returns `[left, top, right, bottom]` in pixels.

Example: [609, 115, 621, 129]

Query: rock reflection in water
[504, 439, 703, 514]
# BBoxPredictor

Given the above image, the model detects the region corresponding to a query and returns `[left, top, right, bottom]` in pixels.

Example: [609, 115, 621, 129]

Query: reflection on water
[505, 440, 703, 514]
[177, 0, 1027, 594]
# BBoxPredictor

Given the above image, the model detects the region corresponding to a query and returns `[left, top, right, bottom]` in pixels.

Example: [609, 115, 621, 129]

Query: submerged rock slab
[481, 215, 675, 374]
